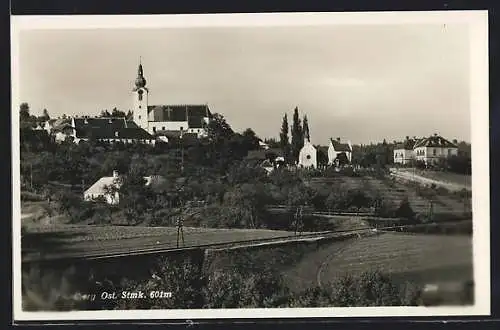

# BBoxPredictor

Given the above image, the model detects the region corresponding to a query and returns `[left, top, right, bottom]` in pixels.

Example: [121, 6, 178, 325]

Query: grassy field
[283, 232, 472, 292]
[22, 225, 308, 261]
[309, 175, 470, 216]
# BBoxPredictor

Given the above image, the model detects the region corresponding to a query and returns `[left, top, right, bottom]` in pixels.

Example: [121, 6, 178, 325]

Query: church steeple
[134, 57, 147, 90]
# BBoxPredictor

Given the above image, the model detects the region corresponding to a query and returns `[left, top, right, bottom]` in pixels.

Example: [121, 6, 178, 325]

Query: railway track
[22, 221, 470, 264]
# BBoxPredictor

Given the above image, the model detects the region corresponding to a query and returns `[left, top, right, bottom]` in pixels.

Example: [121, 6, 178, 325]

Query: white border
[11, 11, 490, 321]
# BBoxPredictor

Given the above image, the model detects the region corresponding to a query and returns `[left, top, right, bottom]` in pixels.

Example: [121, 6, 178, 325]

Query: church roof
[147, 104, 212, 128]
[330, 138, 352, 152]
[413, 134, 457, 149]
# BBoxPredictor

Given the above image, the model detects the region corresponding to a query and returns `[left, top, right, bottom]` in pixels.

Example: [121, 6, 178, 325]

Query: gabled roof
[74, 117, 128, 130]
[85, 174, 166, 195]
[147, 104, 212, 128]
[394, 139, 416, 150]
[330, 139, 352, 152]
[84, 176, 122, 196]
[73, 117, 153, 140]
[46, 118, 71, 129]
[413, 135, 457, 149]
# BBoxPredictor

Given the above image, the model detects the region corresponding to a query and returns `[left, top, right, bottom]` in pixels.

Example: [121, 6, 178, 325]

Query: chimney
[113, 170, 119, 178]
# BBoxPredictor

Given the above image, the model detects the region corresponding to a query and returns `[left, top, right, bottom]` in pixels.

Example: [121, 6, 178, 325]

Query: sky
[18, 24, 471, 145]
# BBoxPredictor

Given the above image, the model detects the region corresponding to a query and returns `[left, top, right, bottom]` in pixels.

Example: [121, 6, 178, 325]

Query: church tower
[132, 59, 149, 130]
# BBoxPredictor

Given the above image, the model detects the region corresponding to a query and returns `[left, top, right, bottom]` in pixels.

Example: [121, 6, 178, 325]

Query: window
[153, 127, 156, 133]
[139, 105, 141, 109]
[306, 155, 311, 160]
[162, 126, 165, 131]
[138, 115, 141, 120]
[433, 149, 436, 156]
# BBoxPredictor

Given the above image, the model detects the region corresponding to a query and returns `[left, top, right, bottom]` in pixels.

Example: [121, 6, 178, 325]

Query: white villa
[393, 134, 458, 165]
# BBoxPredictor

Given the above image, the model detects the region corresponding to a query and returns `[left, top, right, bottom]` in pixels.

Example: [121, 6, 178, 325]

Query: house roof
[84, 176, 122, 196]
[46, 118, 71, 129]
[394, 139, 416, 150]
[85, 174, 166, 196]
[155, 130, 199, 145]
[330, 139, 352, 152]
[147, 104, 212, 128]
[413, 135, 457, 148]
[73, 117, 153, 140]
[246, 148, 283, 160]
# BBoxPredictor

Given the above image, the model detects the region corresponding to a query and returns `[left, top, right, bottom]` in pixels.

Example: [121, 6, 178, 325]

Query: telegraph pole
[30, 163, 33, 191]
[180, 127, 184, 174]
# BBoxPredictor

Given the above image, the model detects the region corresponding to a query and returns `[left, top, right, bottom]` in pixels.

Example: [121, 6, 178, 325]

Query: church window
[138, 115, 141, 120]
[139, 105, 142, 109]
[306, 155, 311, 160]
[162, 126, 165, 131]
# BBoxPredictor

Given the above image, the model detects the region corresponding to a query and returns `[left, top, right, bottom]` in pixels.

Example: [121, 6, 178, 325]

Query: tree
[111, 107, 126, 118]
[41, 109, 50, 121]
[20, 102, 31, 121]
[100, 109, 111, 117]
[303, 115, 310, 142]
[241, 128, 260, 151]
[290, 107, 303, 164]
[207, 113, 234, 144]
[279, 114, 291, 164]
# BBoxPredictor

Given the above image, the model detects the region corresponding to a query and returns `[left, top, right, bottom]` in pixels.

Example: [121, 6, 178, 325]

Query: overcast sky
[18, 24, 471, 145]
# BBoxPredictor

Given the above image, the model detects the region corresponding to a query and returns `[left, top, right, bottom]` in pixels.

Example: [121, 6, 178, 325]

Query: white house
[413, 134, 458, 165]
[393, 138, 417, 165]
[84, 170, 122, 205]
[328, 138, 352, 165]
[298, 138, 317, 168]
[84, 171, 166, 205]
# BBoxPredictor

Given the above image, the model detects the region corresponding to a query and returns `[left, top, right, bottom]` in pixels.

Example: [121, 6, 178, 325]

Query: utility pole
[180, 127, 184, 174]
[30, 163, 33, 191]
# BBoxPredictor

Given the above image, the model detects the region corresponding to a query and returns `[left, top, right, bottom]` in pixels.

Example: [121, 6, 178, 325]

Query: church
[132, 61, 213, 139]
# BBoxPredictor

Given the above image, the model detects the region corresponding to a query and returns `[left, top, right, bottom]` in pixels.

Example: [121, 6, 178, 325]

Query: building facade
[299, 138, 317, 168]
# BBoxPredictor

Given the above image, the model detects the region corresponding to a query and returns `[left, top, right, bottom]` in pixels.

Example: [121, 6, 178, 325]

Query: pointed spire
[134, 57, 147, 89]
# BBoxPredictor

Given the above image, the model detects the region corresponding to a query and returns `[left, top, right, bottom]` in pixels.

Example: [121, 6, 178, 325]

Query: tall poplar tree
[279, 114, 290, 163]
[303, 115, 310, 142]
[290, 107, 303, 163]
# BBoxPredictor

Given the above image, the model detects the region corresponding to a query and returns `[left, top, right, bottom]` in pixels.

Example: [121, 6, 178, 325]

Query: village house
[44, 116, 156, 145]
[393, 137, 417, 165]
[83, 170, 166, 205]
[413, 133, 458, 165]
[328, 137, 353, 165]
